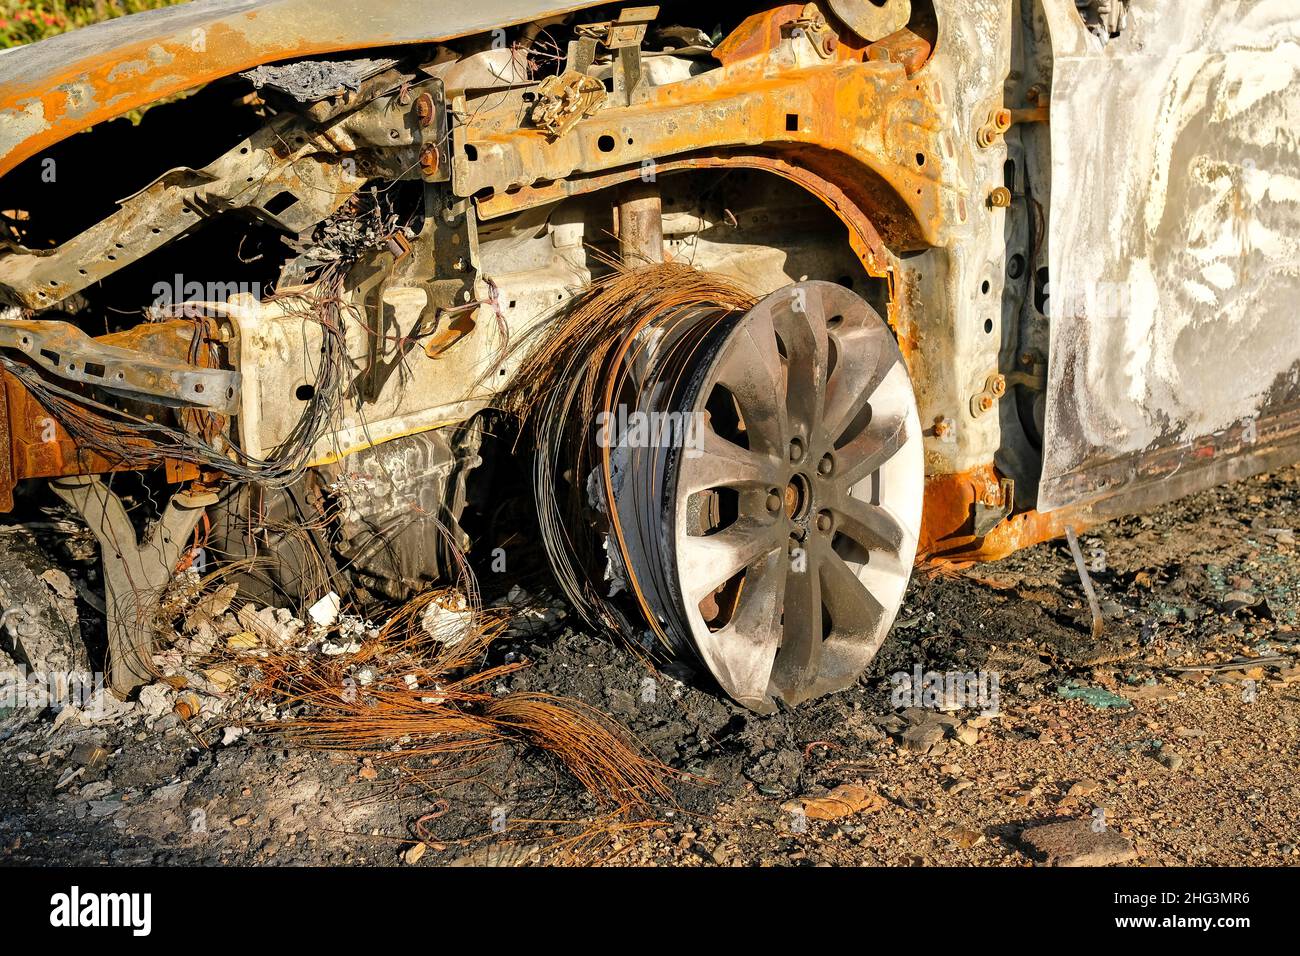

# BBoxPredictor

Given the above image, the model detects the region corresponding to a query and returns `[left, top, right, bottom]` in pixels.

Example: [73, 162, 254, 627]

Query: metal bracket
[0, 319, 241, 413]
[51, 477, 217, 696]
[610, 6, 659, 105]
[969, 372, 1007, 418]
[828, 0, 912, 43]
[973, 477, 1015, 537]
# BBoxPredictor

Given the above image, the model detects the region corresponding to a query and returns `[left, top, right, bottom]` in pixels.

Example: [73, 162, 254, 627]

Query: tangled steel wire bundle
[224, 589, 675, 809]
[508, 262, 756, 656]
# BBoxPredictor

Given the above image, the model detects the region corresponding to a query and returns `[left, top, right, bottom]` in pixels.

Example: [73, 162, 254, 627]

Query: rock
[1065, 779, 1101, 799]
[901, 722, 945, 754]
[403, 841, 428, 865]
[1020, 819, 1138, 866]
[1127, 683, 1179, 702]
[782, 784, 885, 821]
[955, 725, 979, 746]
[86, 798, 123, 819]
[744, 749, 803, 792]
[943, 826, 985, 849]
[1156, 750, 1184, 771]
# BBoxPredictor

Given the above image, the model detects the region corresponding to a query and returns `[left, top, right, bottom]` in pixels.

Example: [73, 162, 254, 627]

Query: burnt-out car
[0, 0, 1295, 712]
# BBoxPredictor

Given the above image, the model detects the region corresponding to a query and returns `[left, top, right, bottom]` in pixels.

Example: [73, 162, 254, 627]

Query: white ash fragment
[319, 615, 377, 656]
[137, 683, 172, 721]
[420, 592, 474, 647]
[236, 603, 303, 647]
[308, 591, 342, 629]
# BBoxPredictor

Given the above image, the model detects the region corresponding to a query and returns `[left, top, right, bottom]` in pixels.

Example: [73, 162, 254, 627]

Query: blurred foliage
[1, 0, 189, 49]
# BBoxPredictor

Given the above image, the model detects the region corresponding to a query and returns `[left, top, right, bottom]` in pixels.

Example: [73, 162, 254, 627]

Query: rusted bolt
[978, 395, 995, 413]
[789, 438, 804, 463]
[988, 186, 1012, 208]
[452, 256, 468, 272]
[767, 492, 783, 513]
[822, 33, 839, 55]
[414, 92, 435, 128]
[990, 374, 1007, 398]
[419, 144, 441, 178]
[933, 419, 954, 440]
[818, 453, 834, 476]
[1020, 352, 1035, 367]
[816, 512, 834, 533]
[994, 108, 1012, 131]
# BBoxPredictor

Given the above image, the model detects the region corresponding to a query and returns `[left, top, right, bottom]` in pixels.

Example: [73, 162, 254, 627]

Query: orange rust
[478, 152, 896, 278]
[0, 2, 606, 178]
[0, 319, 215, 511]
[918, 464, 1091, 566]
[714, 6, 869, 66]
[864, 29, 933, 76]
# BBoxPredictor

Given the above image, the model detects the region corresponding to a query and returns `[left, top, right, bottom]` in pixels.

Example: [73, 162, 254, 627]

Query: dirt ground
[3, 466, 1299, 867]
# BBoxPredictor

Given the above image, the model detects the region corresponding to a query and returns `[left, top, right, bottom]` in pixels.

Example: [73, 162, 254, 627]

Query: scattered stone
[403, 841, 429, 865]
[901, 722, 945, 754]
[955, 725, 979, 746]
[782, 784, 885, 821]
[943, 826, 985, 849]
[1020, 819, 1138, 866]
[1065, 779, 1101, 799]
[1156, 750, 1184, 771]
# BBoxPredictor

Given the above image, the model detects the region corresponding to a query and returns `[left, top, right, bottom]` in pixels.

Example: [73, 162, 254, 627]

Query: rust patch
[918, 464, 1090, 566]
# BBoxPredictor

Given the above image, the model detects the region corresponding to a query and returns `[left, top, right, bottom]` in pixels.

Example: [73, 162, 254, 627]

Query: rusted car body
[0, 0, 1296, 710]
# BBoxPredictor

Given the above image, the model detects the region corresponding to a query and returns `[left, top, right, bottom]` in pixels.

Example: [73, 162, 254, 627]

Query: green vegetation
[1, 0, 188, 49]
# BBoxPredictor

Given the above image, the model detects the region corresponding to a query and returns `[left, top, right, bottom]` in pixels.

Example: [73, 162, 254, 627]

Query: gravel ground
[2, 467, 1298, 867]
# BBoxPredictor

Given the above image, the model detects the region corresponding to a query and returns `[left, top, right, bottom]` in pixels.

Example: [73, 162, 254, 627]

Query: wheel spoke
[776, 536, 824, 676]
[775, 290, 829, 435]
[822, 324, 895, 445]
[677, 518, 785, 603]
[832, 497, 908, 557]
[836, 411, 909, 489]
[705, 548, 788, 703]
[677, 427, 781, 496]
[712, 313, 788, 456]
[819, 544, 886, 635]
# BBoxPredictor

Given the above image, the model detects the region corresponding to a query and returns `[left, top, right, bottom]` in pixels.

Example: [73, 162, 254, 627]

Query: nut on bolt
[988, 186, 1012, 208]
[414, 92, 436, 128]
[990, 374, 1007, 398]
[419, 144, 441, 178]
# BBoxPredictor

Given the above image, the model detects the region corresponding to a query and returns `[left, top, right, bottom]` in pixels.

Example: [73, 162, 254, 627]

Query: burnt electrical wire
[0, 263, 353, 489]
